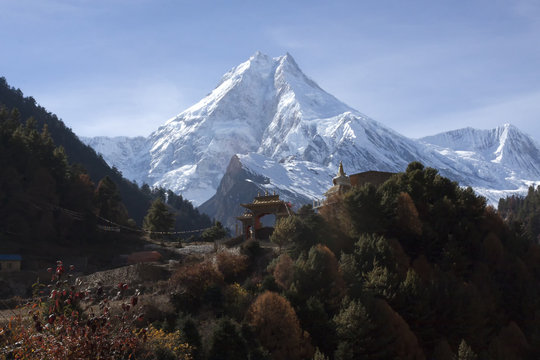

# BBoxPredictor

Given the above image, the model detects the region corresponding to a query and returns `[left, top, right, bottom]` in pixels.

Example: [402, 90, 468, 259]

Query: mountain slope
[81, 136, 150, 182]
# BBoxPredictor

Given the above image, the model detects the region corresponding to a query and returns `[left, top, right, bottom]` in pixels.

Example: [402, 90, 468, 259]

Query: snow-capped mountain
[418, 125, 540, 204]
[81, 136, 150, 182]
[81, 52, 540, 221]
[420, 125, 540, 178]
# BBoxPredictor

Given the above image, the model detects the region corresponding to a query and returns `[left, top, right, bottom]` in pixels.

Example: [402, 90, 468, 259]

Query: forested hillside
[157, 162, 540, 359]
[0, 77, 211, 228]
[499, 185, 540, 243]
[0, 78, 213, 273]
[0, 106, 135, 268]
[0, 77, 148, 224]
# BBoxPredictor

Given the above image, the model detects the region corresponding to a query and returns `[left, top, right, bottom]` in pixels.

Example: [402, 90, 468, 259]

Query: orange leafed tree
[396, 192, 422, 236]
[273, 253, 294, 290]
[246, 291, 313, 360]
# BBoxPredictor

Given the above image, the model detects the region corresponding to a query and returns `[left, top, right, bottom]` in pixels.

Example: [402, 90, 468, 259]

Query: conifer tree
[201, 221, 227, 241]
[270, 216, 299, 250]
[458, 339, 477, 360]
[95, 176, 129, 224]
[143, 198, 175, 238]
[208, 318, 248, 360]
[343, 183, 388, 236]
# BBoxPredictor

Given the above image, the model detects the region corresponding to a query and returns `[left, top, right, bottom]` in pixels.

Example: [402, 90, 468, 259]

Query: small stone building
[314, 162, 394, 209]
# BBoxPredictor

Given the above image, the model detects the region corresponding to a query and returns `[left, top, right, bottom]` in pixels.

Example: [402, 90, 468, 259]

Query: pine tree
[143, 198, 175, 239]
[201, 221, 227, 241]
[343, 183, 388, 236]
[95, 176, 129, 224]
[458, 339, 477, 360]
[208, 318, 248, 360]
[269, 216, 299, 250]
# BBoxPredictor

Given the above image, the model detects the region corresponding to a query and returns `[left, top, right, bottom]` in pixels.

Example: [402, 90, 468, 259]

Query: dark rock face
[199, 155, 266, 231]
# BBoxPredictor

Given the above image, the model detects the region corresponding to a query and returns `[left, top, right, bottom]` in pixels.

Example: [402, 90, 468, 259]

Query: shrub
[223, 283, 251, 321]
[0, 261, 145, 359]
[170, 261, 224, 312]
[216, 251, 249, 282]
[178, 316, 202, 360]
[142, 325, 192, 360]
[241, 239, 263, 258]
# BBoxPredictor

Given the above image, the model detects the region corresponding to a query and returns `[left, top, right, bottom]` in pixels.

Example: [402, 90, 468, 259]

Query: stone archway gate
[236, 192, 291, 241]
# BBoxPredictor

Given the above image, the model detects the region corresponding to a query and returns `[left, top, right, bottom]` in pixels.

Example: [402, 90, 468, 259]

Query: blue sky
[1, 0, 540, 141]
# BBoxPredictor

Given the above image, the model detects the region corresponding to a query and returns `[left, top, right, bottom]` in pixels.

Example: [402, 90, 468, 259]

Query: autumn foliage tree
[246, 291, 313, 360]
[396, 192, 422, 236]
[272, 253, 294, 290]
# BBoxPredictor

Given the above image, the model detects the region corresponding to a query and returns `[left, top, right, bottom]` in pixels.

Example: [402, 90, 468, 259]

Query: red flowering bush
[0, 261, 145, 359]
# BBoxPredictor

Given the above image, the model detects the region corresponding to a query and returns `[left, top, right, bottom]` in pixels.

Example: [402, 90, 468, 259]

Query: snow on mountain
[419, 124, 540, 204]
[420, 124, 540, 177]
[143, 52, 281, 204]
[238, 153, 334, 201]
[81, 136, 150, 182]
[81, 52, 540, 214]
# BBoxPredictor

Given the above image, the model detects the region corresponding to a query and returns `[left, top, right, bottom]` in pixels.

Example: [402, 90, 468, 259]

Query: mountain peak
[251, 50, 265, 58]
[279, 52, 298, 64]
[275, 52, 302, 75]
[497, 123, 520, 135]
[249, 51, 271, 63]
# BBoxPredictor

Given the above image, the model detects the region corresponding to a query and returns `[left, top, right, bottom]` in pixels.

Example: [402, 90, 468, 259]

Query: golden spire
[332, 161, 351, 186]
[338, 161, 346, 177]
